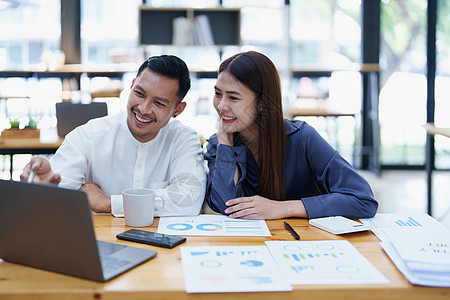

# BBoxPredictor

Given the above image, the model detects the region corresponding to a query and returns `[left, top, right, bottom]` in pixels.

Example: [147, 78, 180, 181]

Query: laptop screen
[0, 180, 156, 281]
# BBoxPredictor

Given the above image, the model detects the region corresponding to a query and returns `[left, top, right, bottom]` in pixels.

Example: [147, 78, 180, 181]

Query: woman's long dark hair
[219, 51, 286, 200]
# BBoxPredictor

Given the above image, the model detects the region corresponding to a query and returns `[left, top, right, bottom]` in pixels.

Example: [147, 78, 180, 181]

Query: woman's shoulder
[285, 119, 312, 135]
[284, 119, 324, 143]
[206, 133, 218, 146]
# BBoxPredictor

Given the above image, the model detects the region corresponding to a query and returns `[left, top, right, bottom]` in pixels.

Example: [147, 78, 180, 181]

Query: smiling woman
[204, 51, 378, 221]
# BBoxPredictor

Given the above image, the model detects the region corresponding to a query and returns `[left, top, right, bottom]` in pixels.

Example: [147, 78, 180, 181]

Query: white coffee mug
[122, 188, 164, 227]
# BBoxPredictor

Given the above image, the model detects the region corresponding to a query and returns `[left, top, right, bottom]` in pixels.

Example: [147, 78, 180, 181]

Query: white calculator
[309, 216, 371, 235]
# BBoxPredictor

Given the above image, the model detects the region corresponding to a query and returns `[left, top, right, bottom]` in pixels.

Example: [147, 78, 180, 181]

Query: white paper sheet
[180, 246, 292, 293]
[265, 240, 389, 285]
[157, 214, 271, 237]
[387, 228, 450, 266]
[360, 213, 448, 242]
[363, 214, 450, 287]
[380, 241, 450, 287]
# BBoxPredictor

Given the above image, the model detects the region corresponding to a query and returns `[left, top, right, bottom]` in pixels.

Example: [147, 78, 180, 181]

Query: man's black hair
[136, 55, 191, 102]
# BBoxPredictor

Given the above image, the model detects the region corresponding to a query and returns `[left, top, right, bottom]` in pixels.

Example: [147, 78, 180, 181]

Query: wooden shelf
[138, 6, 240, 46]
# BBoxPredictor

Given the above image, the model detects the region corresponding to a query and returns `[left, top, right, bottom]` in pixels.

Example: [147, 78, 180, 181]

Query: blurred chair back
[56, 102, 107, 137]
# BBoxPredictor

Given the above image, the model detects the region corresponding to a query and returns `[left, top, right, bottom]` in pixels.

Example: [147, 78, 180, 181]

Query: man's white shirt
[51, 112, 206, 217]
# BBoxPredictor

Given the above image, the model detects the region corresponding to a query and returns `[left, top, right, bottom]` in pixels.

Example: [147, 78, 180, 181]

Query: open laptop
[56, 102, 108, 137]
[0, 179, 157, 282]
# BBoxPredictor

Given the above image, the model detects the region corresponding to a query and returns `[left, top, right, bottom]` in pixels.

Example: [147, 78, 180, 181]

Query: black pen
[284, 221, 300, 240]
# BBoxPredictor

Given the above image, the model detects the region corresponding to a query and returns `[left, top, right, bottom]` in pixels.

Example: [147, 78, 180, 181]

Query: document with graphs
[265, 240, 388, 285]
[180, 245, 292, 293]
[362, 213, 450, 287]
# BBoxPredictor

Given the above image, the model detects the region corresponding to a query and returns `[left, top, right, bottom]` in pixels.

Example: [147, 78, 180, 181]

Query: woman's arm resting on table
[224, 195, 308, 220]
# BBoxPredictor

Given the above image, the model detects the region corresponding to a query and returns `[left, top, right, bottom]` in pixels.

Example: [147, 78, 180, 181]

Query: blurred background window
[435, 0, 450, 169]
[379, 0, 427, 167]
[1, 0, 448, 171]
[0, 0, 60, 68]
[81, 0, 142, 65]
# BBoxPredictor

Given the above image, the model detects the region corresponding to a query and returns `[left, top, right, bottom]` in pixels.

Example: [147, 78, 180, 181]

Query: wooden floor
[360, 170, 450, 228]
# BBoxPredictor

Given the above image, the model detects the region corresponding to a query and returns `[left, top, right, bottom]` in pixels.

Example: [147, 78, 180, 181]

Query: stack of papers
[180, 240, 388, 293]
[172, 215, 389, 293]
[361, 213, 450, 287]
[380, 230, 450, 287]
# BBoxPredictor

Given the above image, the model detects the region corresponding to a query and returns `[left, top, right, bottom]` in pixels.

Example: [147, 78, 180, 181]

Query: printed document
[180, 245, 292, 293]
[265, 240, 389, 285]
[157, 214, 271, 237]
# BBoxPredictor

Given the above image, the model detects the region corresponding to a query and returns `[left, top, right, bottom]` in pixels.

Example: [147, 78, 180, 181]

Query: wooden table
[288, 101, 358, 156]
[0, 215, 448, 299]
[288, 104, 358, 118]
[0, 129, 63, 178]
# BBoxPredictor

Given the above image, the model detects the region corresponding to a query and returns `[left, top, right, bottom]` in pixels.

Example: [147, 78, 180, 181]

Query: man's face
[127, 68, 186, 143]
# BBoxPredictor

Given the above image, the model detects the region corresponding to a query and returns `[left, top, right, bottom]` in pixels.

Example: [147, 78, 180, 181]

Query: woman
[204, 51, 377, 220]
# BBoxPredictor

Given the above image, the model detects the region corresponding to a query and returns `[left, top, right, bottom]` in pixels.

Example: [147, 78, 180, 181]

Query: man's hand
[20, 155, 61, 184]
[224, 195, 308, 220]
[81, 183, 111, 213]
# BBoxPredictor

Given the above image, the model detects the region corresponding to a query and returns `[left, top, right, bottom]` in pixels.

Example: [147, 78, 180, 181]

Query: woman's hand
[224, 195, 308, 220]
[216, 120, 234, 146]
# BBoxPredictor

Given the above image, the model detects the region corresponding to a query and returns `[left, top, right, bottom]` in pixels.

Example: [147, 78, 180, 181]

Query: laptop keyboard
[100, 255, 131, 275]
[97, 240, 127, 256]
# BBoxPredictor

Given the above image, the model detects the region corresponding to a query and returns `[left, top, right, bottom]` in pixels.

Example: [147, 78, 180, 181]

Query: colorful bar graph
[395, 217, 422, 227]
[216, 251, 234, 256]
[281, 252, 342, 260]
[290, 265, 315, 273]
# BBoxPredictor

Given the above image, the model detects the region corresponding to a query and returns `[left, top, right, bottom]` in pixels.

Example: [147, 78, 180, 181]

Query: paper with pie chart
[265, 240, 389, 285]
[157, 214, 271, 236]
[180, 245, 292, 293]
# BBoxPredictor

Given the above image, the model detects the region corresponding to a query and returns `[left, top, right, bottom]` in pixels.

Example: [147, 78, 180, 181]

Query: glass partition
[435, 0, 450, 169]
[81, 0, 142, 65]
[380, 0, 427, 166]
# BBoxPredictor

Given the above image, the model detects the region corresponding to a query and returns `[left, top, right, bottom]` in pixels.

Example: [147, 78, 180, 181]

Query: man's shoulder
[72, 112, 125, 136]
[158, 120, 201, 149]
[164, 119, 197, 136]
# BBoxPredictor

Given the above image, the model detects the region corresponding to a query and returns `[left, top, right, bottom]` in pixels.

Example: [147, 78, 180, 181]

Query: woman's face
[213, 71, 258, 139]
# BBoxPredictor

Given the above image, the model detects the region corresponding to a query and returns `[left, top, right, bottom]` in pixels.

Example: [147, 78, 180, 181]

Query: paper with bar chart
[265, 240, 389, 285]
[157, 214, 271, 236]
[367, 213, 450, 287]
[360, 213, 448, 242]
[180, 246, 292, 293]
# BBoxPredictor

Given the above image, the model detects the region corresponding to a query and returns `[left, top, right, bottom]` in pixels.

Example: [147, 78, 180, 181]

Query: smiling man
[21, 55, 206, 217]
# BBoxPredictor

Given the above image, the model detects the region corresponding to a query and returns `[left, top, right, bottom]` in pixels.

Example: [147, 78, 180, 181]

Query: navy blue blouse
[204, 119, 378, 219]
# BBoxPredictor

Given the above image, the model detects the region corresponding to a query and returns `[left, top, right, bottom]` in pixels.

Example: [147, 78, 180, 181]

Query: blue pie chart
[166, 223, 193, 231]
[196, 223, 223, 231]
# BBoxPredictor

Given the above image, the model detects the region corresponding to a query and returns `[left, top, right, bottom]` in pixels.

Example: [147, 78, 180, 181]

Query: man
[21, 55, 206, 217]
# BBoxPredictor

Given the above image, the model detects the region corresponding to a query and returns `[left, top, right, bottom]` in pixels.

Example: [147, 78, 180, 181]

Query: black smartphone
[116, 229, 186, 249]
